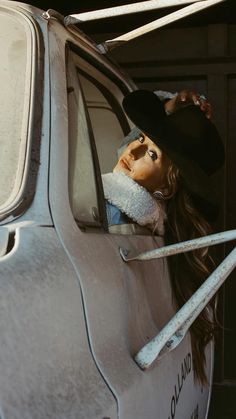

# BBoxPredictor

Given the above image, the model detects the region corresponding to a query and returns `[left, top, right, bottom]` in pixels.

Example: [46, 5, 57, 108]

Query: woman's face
[113, 133, 169, 192]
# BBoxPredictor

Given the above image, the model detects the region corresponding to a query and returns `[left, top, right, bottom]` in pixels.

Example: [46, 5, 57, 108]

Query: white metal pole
[100, 0, 226, 51]
[135, 246, 236, 369]
[120, 229, 236, 262]
[67, 1, 203, 23]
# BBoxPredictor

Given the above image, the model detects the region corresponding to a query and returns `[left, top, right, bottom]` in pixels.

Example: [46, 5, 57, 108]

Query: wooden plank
[208, 24, 228, 57]
[224, 75, 236, 380]
[108, 26, 207, 62]
[123, 61, 236, 79]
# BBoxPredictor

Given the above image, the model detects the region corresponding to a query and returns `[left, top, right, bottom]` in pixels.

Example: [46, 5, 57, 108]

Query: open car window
[67, 48, 151, 235]
[77, 71, 129, 174]
[67, 51, 105, 228]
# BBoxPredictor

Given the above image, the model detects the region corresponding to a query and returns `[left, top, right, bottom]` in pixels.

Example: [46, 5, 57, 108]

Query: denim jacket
[105, 201, 131, 226]
[105, 201, 152, 235]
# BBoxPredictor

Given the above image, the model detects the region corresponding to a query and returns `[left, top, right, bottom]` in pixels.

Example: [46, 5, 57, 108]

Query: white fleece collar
[102, 172, 166, 235]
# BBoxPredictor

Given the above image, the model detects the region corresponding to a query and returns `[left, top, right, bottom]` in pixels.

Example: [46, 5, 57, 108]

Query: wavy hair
[163, 163, 217, 385]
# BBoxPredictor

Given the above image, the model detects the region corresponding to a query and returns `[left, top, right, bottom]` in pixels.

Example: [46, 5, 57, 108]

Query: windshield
[0, 8, 32, 214]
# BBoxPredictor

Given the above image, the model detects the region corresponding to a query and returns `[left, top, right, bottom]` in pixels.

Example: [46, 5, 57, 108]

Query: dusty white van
[0, 1, 235, 418]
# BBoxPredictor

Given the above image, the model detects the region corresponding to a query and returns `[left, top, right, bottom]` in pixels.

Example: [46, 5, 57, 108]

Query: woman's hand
[164, 90, 212, 119]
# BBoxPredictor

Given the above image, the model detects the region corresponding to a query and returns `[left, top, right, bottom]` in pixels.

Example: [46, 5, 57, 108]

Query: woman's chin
[113, 164, 128, 175]
[113, 166, 129, 176]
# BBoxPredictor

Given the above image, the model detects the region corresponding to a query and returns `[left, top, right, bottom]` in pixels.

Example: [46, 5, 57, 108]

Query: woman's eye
[148, 150, 158, 161]
[138, 134, 145, 143]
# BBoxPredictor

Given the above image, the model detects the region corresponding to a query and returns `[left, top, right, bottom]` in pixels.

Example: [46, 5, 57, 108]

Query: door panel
[0, 226, 117, 419]
[49, 215, 213, 419]
[49, 23, 213, 418]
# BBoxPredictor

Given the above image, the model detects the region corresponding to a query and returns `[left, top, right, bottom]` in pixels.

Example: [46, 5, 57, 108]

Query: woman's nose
[128, 143, 146, 159]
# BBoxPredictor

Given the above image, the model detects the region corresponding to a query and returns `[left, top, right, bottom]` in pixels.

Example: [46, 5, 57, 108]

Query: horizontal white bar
[120, 229, 236, 262]
[101, 0, 225, 50]
[135, 246, 236, 369]
[67, 1, 203, 23]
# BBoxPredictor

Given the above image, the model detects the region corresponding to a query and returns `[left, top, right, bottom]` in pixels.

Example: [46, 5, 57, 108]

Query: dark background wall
[15, 1, 236, 417]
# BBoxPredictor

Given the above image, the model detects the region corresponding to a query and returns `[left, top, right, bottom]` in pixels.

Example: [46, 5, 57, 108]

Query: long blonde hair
[163, 164, 217, 385]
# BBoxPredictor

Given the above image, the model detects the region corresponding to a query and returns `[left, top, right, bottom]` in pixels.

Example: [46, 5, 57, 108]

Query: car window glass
[67, 51, 150, 235]
[78, 73, 128, 174]
[0, 10, 31, 213]
[67, 52, 104, 228]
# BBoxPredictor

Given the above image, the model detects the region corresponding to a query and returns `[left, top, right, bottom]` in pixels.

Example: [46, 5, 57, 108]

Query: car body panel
[0, 1, 213, 418]
[0, 225, 117, 418]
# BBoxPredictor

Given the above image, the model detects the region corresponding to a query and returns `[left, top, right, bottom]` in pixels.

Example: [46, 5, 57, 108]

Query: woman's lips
[119, 158, 131, 171]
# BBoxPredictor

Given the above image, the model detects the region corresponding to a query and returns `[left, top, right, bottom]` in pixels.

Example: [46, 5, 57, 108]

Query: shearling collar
[102, 172, 166, 235]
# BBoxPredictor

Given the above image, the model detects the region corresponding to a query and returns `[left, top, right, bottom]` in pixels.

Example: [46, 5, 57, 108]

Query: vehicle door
[48, 20, 213, 419]
[0, 5, 120, 419]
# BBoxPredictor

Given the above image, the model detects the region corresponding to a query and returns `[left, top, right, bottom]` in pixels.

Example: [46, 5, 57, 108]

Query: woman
[102, 89, 225, 385]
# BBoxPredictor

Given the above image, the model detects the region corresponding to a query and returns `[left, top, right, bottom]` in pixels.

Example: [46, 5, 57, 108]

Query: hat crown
[164, 104, 224, 175]
[122, 89, 225, 221]
[122, 89, 225, 176]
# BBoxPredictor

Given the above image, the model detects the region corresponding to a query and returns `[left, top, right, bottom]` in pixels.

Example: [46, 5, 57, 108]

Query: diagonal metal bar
[66, 1, 203, 24]
[120, 229, 236, 262]
[98, 0, 226, 52]
[135, 246, 236, 369]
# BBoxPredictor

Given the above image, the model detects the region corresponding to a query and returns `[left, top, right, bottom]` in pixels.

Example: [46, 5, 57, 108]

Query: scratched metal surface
[0, 2, 215, 417]
[47, 17, 213, 419]
[0, 227, 117, 418]
[0, 3, 117, 417]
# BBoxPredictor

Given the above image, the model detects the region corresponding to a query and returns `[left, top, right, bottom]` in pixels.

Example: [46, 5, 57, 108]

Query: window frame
[67, 45, 156, 236]
[67, 48, 108, 231]
[0, 7, 42, 223]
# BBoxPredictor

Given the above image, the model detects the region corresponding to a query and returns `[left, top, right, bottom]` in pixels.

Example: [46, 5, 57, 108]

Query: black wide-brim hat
[122, 90, 225, 221]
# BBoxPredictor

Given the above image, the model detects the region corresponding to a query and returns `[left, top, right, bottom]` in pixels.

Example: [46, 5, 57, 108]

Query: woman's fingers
[197, 94, 212, 119]
[165, 90, 212, 119]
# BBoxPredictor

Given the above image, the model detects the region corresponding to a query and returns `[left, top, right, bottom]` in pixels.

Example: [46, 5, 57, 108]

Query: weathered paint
[98, 0, 226, 51]
[47, 20, 212, 418]
[135, 247, 236, 369]
[120, 229, 236, 261]
[67, 1, 203, 23]
[0, 1, 218, 417]
[0, 227, 117, 418]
